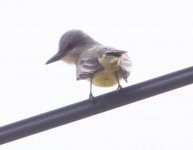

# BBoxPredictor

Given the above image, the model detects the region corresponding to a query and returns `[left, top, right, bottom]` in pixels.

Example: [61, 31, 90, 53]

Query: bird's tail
[104, 50, 126, 57]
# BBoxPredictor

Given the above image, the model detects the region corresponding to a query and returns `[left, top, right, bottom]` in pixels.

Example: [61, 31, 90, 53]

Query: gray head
[46, 30, 98, 64]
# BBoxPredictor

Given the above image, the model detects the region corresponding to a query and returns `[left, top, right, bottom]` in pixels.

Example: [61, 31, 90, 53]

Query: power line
[1, 66, 193, 145]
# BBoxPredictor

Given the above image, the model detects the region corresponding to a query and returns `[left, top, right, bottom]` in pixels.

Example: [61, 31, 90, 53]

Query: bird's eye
[66, 43, 74, 50]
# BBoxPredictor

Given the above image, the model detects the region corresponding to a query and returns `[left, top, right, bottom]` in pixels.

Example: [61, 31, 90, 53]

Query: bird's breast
[92, 55, 123, 87]
[92, 69, 122, 87]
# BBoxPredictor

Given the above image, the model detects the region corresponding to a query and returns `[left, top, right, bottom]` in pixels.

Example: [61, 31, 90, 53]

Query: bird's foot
[89, 93, 94, 102]
[116, 84, 122, 93]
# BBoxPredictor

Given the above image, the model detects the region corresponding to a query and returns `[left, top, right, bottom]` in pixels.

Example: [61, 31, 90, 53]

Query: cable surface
[1, 66, 193, 145]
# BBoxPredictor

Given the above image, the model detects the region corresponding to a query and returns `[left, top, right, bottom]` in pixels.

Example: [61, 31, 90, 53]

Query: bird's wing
[76, 47, 103, 80]
[76, 46, 132, 80]
[76, 57, 103, 80]
[76, 46, 121, 80]
[120, 53, 132, 82]
[101, 47, 132, 82]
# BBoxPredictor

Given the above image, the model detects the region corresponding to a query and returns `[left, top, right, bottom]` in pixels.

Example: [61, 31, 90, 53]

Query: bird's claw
[116, 84, 122, 93]
[89, 93, 94, 102]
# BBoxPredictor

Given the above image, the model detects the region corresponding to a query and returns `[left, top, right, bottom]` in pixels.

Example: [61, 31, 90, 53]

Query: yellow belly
[92, 69, 122, 87]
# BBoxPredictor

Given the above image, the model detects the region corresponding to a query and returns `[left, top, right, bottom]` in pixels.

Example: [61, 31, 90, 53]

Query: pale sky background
[0, 0, 193, 149]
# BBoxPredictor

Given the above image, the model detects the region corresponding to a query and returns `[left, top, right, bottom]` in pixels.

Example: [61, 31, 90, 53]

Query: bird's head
[46, 30, 97, 64]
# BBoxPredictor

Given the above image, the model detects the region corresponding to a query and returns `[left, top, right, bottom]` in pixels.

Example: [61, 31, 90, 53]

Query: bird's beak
[46, 51, 66, 65]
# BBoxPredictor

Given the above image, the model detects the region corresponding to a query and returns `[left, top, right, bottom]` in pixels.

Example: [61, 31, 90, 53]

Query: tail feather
[103, 48, 127, 57]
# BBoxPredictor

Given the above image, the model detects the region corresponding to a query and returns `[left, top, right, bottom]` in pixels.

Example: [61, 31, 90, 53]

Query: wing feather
[120, 54, 132, 82]
[76, 57, 103, 80]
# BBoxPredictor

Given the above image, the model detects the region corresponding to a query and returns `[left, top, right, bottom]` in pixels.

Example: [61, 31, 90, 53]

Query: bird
[46, 30, 132, 101]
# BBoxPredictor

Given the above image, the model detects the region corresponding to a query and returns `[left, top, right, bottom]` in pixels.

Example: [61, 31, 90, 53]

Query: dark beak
[46, 51, 66, 65]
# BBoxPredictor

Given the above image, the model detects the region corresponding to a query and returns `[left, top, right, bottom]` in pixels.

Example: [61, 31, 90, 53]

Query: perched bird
[46, 30, 132, 100]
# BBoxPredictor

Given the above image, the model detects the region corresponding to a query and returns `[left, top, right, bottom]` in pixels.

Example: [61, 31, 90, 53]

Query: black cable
[0, 66, 193, 145]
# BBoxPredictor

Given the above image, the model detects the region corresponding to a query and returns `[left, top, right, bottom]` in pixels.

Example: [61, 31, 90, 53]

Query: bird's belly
[92, 70, 122, 87]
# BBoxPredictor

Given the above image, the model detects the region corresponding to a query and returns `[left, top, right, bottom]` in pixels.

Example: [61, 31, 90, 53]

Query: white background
[0, 0, 193, 149]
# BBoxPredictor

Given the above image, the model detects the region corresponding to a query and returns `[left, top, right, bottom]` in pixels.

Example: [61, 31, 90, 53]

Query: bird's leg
[115, 71, 122, 92]
[89, 76, 94, 102]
